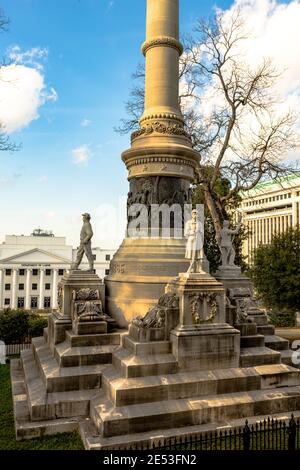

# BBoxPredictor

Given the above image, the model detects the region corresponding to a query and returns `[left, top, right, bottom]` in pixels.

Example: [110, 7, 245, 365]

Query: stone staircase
[245, 309, 297, 367]
[11, 326, 125, 439]
[11, 313, 300, 448]
[78, 331, 300, 449]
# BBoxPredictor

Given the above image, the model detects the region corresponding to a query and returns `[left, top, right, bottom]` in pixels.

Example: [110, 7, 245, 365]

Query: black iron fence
[115, 415, 299, 451]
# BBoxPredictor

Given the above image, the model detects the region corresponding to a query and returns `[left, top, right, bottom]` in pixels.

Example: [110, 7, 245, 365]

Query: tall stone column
[0, 269, 3, 310]
[11, 268, 18, 310]
[38, 268, 45, 310]
[52, 269, 58, 309]
[25, 268, 32, 310]
[106, 0, 201, 326]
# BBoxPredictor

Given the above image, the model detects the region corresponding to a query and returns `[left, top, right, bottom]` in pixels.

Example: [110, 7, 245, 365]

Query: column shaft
[25, 269, 32, 310]
[0, 269, 3, 310]
[11, 269, 18, 310]
[38, 269, 45, 310]
[52, 269, 58, 309]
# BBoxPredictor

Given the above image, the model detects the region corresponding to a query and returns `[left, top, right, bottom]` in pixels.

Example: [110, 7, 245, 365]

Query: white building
[0, 230, 115, 311]
[240, 174, 300, 263]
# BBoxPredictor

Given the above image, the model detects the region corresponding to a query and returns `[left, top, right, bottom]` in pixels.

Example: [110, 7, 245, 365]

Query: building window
[17, 298, 25, 309]
[105, 269, 110, 275]
[5, 269, 11, 276]
[4, 298, 10, 306]
[44, 297, 51, 308]
[58, 269, 64, 276]
[45, 269, 51, 276]
[45, 283, 51, 290]
[31, 297, 38, 309]
[32, 269, 38, 276]
[105, 254, 111, 261]
[19, 283, 24, 291]
[32, 283, 38, 291]
[5, 284, 10, 291]
[19, 269, 25, 276]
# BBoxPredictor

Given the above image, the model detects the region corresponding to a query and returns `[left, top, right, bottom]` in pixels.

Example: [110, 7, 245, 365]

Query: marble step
[11, 359, 80, 440]
[112, 347, 178, 378]
[248, 314, 269, 326]
[240, 347, 281, 367]
[90, 385, 300, 438]
[264, 335, 290, 351]
[102, 363, 300, 407]
[81, 410, 300, 450]
[54, 341, 117, 367]
[21, 348, 98, 420]
[32, 337, 106, 392]
[280, 349, 300, 368]
[66, 330, 123, 348]
[122, 335, 172, 356]
[257, 325, 275, 336]
[240, 335, 265, 348]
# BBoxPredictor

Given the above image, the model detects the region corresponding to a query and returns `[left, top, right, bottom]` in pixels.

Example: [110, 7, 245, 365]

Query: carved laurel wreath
[189, 293, 218, 324]
[131, 121, 189, 141]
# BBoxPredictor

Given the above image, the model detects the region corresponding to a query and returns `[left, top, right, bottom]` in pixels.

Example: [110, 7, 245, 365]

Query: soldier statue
[71, 213, 94, 271]
[219, 214, 242, 267]
[185, 209, 205, 274]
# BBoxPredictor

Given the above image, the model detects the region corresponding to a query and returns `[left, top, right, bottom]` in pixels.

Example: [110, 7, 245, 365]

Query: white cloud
[0, 46, 57, 134]
[81, 118, 92, 127]
[8, 45, 48, 71]
[71, 145, 92, 166]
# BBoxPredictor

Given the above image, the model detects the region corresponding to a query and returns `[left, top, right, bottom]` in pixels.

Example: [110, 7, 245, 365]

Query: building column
[11, 268, 18, 309]
[272, 217, 276, 240]
[25, 269, 32, 310]
[292, 192, 298, 227]
[0, 269, 3, 310]
[52, 269, 58, 309]
[38, 268, 45, 310]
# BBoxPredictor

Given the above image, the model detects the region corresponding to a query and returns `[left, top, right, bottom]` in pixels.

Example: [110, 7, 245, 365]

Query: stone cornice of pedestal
[141, 36, 184, 56]
[122, 145, 200, 181]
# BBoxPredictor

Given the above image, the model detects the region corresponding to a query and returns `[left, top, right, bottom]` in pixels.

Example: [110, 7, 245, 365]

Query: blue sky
[0, 0, 297, 248]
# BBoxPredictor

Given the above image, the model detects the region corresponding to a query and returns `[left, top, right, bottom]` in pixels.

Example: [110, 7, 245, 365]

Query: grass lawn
[0, 360, 84, 450]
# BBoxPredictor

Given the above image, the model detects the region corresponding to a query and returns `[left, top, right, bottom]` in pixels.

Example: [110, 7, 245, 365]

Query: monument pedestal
[166, 272, 240, 371]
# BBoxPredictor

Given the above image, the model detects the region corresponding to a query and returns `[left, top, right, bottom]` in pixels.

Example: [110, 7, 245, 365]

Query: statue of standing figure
[71, 213, 94, 271]
[219, 214, 242, 267]
[185, 209, 206, 274]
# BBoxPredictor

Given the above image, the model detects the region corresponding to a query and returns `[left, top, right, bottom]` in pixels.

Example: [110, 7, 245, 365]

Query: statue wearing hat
[71, 213, 94, 271]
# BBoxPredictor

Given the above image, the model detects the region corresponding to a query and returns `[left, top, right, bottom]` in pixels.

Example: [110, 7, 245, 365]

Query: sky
[0, 0, 299, 249]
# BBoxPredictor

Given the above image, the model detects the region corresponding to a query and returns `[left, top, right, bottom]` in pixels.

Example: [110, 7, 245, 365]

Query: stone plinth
[48, 270, 107, 350]
[167, 272, 240, 371]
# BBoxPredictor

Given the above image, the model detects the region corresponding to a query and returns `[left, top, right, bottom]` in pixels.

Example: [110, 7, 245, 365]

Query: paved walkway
[276, 328, 300, 341]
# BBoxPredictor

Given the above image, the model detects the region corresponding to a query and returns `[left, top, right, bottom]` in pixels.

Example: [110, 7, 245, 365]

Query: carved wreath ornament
[189, 292, 218, 324]
[131, 122, 189, 141]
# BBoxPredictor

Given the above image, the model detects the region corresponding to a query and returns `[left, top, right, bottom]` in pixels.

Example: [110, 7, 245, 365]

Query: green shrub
[0, 310, 29, 344]
[28, 315, 48, 337]
[250, 228, 300, 311]
[0, 310, 48, 344]
[268, 310, 296, 328]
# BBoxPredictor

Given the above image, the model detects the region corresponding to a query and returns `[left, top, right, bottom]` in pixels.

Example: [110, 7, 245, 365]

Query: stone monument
[48, 213, 110, 347]
[11, 0, 300, 450]
[105, 0, 200, 326]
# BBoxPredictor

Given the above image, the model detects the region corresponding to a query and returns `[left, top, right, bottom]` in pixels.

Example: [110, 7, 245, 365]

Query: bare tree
[0, 8, 19, 152]
[117, 8, 299, 246]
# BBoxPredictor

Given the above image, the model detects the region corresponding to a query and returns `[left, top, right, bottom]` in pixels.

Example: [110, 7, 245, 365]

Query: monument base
[171, 323, 240, 371]
[105, 237, 189, 327]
